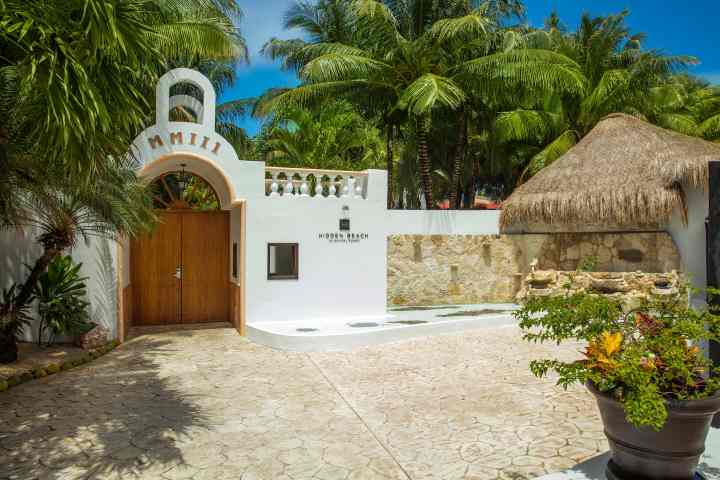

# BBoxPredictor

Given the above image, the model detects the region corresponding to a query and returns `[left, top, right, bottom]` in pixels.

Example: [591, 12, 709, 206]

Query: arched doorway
[130, 169, 230, 326]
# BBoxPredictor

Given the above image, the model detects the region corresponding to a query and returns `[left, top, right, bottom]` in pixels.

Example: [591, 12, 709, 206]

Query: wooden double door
[131, 211, 229, 326]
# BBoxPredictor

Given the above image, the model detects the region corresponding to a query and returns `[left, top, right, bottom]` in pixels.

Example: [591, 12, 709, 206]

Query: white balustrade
[265, 167, 368, 200]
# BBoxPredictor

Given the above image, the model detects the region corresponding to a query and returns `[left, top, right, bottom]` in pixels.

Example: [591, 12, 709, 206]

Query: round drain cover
[348, 322, 380, 328]
[296, 328, 318, 333]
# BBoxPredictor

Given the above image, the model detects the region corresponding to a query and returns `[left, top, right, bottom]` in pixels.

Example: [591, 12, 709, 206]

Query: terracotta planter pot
[587, 382, 720, 480]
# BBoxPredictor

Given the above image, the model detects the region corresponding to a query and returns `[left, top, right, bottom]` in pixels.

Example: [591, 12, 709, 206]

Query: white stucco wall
[246, 189, 388, 323]
[387, 210, 500, 235]
[667, 185, 708, 294]
[68, 239, 120, 339]
[0, 228, 42, 341]
[0, 229, 119, 341]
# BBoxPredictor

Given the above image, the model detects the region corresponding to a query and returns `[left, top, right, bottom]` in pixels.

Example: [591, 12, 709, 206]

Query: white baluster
[315, 181, 324, 198]
[269, 172, 280, 197]
[328, 182, 337, 199]
[284, 175, 294, 198]
[299, 173, 310, 197]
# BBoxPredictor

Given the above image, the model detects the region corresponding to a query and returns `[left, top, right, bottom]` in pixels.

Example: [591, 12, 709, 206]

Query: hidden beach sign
[318, 232, 369, 244]
[319, 205, 369, 244]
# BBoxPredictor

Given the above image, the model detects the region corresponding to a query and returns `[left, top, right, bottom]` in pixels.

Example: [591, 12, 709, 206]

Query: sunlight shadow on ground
[0, 337, 210, 479]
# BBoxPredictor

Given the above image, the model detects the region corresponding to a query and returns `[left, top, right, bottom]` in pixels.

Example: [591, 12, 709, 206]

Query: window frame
[267, 243, 299, 280]
[232, 242, 238, 279]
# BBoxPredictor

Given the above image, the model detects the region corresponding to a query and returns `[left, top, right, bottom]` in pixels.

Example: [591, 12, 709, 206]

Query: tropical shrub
[0, 285, 33, 363]
[515, 288, 720, 430]
[35, 256, 92, 347]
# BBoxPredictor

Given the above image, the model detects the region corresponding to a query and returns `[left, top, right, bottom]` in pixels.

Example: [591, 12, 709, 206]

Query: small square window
[267, 243, 299, 280]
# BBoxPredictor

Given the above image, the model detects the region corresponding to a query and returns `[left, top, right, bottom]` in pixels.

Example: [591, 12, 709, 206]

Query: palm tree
[0, 0, 247, 312]
[494, 10, 697, 180]
[257, 102, 383, 170]
[262, 1, 585, 208]
[10, 159, 156, 310]
[262, 0, 358, 71]
[645, 74, 720, 141]
[0, 0, 246, 185]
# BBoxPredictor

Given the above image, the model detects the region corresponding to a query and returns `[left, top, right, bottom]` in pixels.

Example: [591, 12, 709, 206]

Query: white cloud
[239, 0, 302, 66]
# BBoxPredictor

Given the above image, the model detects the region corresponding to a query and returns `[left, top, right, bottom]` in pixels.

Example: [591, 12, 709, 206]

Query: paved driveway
[0, 327, 607, 480]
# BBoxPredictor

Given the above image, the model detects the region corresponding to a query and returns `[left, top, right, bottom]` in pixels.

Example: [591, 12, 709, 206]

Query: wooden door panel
[181, 212, 229, 323]
[131, 213, 181, 325]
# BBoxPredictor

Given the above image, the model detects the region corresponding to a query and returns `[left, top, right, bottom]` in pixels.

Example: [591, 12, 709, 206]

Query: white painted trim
[156, 68, 216, 130]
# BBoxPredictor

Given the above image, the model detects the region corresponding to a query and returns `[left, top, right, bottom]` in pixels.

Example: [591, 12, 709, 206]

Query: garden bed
[0, 340, 119, 392]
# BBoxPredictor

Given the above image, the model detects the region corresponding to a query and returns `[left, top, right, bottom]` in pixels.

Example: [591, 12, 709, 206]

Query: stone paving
[0, 326, 607, 480]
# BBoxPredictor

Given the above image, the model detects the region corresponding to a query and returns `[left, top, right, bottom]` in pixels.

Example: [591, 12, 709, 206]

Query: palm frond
[493, 109, 565, 143]
[429, 10, 490, 43]
[521, 129, 578, 181]
[655, 113, 698, 136]
[456, 50, 587, 98]
[300, 53, 393, 83]
[700, 114, 720, 141]
[397, 74, 465, 115]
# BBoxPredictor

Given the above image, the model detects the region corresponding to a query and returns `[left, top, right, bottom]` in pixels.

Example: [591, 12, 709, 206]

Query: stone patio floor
[0, 326, 609, 480]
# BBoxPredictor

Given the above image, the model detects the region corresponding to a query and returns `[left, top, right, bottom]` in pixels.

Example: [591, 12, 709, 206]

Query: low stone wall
[516, 270, 682, 307]
[386, 232, 681, 306]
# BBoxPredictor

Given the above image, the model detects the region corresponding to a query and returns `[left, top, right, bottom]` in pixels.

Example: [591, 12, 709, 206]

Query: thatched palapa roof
[500, 113, 720, 230]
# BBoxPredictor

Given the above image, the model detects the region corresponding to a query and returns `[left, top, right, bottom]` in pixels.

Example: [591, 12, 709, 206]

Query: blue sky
[224, 0, 720, 135]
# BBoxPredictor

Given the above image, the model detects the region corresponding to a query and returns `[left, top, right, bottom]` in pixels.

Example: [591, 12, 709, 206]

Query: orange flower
[584, 331, 623, 372]
[600, 331, 623, 356]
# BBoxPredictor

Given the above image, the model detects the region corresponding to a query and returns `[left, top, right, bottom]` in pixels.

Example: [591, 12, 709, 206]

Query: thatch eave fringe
[660, 154, 714, 191]
[500, 113, 719, 230]
[500, 185, 686, 230]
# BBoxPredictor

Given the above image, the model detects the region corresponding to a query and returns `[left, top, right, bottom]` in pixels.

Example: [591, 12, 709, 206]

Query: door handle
[175, 266, 182, 279]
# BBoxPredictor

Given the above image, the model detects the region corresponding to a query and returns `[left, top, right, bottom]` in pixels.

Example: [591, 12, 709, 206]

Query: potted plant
[75, 321, 109, 350]
[0, 285, 33, 363]
[515, 287, 720, 480]
[34, 255, 92, 347]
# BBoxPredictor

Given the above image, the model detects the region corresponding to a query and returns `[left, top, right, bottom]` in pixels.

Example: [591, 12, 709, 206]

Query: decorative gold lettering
[212, 142, 221, 154]
[190, 132, 197, 145]
[148, 135, 164, 149]
[201, 136, 210, 149]
[170, 132, 183, 145]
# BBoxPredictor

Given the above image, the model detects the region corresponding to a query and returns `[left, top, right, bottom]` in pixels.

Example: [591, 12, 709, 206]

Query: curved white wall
[668, 186, 708, 296]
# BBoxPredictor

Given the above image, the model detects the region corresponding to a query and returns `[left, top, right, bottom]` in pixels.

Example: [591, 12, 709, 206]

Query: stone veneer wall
[387, 232, 681, 306]
[516, 270, 682, 308]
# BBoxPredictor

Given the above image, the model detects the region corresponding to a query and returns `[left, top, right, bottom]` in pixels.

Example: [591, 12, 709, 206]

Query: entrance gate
[131, 171, 230, 326]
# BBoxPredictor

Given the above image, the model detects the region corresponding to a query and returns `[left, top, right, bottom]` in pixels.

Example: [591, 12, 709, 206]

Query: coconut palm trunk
[449, 108, 467, 209]
[14, 240, 66, 309]
[386, 124, 394, 209]
[417, 116, 434, 209]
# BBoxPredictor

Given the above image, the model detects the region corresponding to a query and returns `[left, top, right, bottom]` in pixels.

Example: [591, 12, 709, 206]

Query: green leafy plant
[0, 285, 33, 363]
[577, 255, 598, 272]
[34, 256, 92, 347]
[515, 287, 720, 430]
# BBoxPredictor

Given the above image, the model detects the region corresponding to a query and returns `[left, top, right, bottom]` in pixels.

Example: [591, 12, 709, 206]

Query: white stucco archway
[118, 68, 248, 340]
[140, 152, 235, 210]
